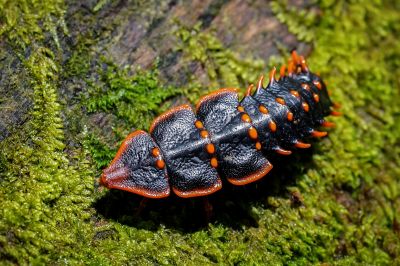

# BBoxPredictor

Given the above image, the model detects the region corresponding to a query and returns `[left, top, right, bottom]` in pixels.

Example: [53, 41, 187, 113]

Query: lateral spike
[294, 141, 311, 149]
[291, 50, 300, 65]
[310, 130, 328, 138]
[275, 147, 292, 156]
[330, 110, 342, 116]
[256, 75, 264, 91]
[332, 102, 341, 109]
[287, 60, 295, 76]
[322, 121, 336, 128]
[268, 67, 276, 86]
[246, 84, 254, 96]
[299, 55, 309, 72]
[279, 65, 286, 79]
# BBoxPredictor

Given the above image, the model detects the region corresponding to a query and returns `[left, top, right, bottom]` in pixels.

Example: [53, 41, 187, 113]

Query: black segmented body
[100, 52, 337, 198]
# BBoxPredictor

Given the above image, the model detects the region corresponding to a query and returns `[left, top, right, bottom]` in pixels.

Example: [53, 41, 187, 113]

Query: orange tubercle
[276, 97, 286, 105]
[313, 93, 320, 103]
[195, 120, 204, 129]
[302, 102, 310, 112]
[241, 113, 252, 123]
[248, 127, 258, 140]
[210, 157, 218, 168]
[259, 105, 269, 114]
[206, 143, 215, 154]
[269, 121, 277, 132]
[313, 80, 322, 90]
[302, 83, 311, 91]
[156, 159, 165, 169]
[255, 142, 262, 150]
[200, 130, 209, 138]
[237, 105, 245, 112]
[290, 90, 300, 98]
[152, 147, 160, 157]
[287, 111, 294, 121]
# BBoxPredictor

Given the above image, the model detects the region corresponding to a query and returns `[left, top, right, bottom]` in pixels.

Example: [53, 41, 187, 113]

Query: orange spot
[313, 80, 322, 90]
[259, 105, 269, 114]
[151, 147, 160, 157]
[313, 93, 320, 102]
[322, 121, 336, 128]
[302, 102, 310, 112]
[276, 97, 286, 105]
[210, 157, 218, 168]
[269, 121, 277, 132]
[287, 111, 293, 121]
[237, 105, 245, 112]
[241, 113, 252, 123]
[195, 120, 203, 129]
[311, 130, 328, 138]
[290, 90, 300, 98]
[206, 143, 215, 154]
[302, 83, 311, 91]
[275, 148, 292, 155]
[330, 110, 342, 116]
[156, 159, 165, 169]
[294, 141, 311, 149]
[200, 130, 209, 138]
[248, 127, 258, 140]
[255, 142, 262, 150]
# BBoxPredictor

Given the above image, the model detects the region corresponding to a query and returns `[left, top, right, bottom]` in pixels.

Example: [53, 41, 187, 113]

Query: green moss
[0, 0, 67, 50]
[272, 0, 400, 264]
[0, 1, 95, 264]
[1, 0, 400, 264]
[86, 59, 179, 130]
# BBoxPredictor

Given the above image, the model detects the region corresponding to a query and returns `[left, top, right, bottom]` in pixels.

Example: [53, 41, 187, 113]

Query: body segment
[100, 52, 338, 198]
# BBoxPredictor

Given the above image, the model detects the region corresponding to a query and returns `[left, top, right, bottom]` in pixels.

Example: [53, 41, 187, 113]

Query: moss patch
[1, 0, 400, 265]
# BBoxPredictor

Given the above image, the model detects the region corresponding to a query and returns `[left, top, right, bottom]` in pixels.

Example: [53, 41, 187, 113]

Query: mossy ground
[1, 0, 399, 265]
